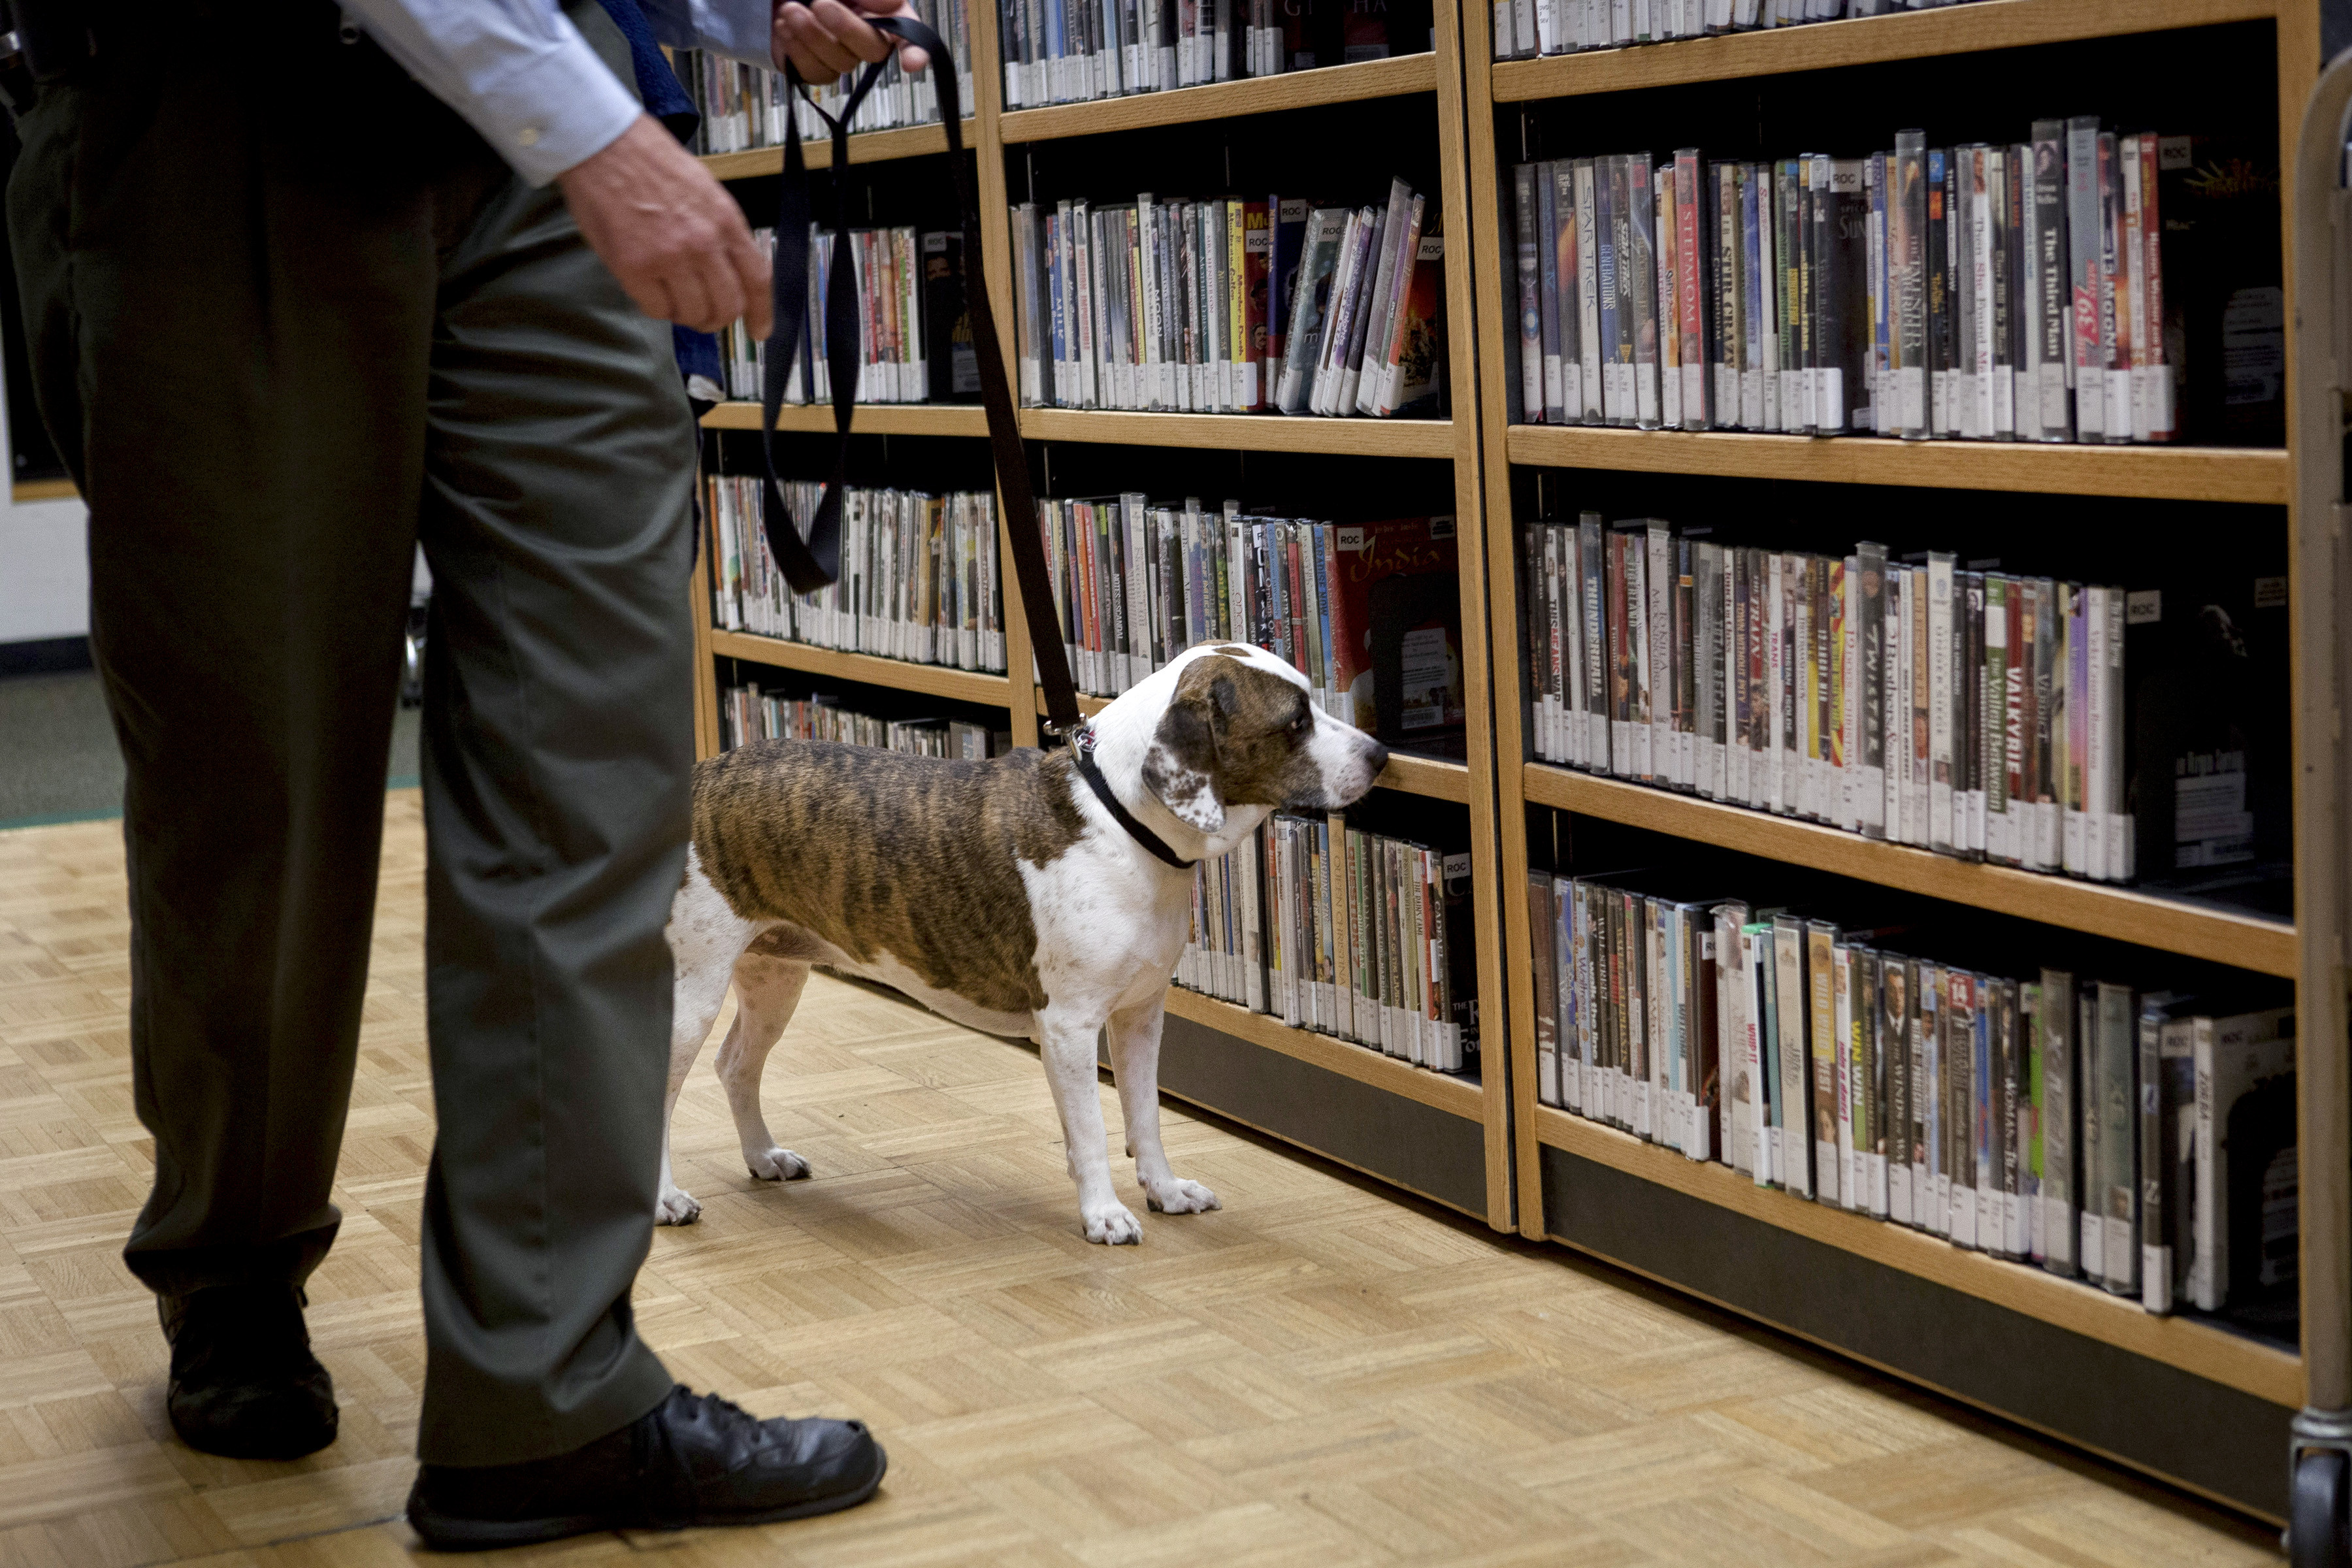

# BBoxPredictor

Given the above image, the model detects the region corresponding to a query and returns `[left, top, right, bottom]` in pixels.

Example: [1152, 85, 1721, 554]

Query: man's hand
[557, 115, 772, 337]
[772, 0, 929, 85]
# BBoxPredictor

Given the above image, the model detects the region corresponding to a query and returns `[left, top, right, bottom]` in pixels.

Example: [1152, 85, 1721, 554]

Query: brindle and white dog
[659, 642, 1390, 1244]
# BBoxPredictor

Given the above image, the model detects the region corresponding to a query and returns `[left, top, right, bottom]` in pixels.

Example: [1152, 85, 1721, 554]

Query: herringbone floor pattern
[0, 795, 2278, 1565]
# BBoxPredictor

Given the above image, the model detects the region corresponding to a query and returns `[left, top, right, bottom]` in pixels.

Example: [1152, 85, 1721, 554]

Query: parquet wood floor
[0, 796, 2281, 1567]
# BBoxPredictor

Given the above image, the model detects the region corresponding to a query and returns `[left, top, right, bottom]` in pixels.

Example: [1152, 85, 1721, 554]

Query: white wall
[0, 495, 87, 642]
[0, 376, 86, 645]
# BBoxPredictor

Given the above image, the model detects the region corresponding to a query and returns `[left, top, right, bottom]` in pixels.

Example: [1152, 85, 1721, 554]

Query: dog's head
[1136, 644, 1389, 837]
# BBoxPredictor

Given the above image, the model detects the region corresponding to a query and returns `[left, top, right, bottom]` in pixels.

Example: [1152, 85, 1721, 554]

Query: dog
[657, 641, 1390, 1244]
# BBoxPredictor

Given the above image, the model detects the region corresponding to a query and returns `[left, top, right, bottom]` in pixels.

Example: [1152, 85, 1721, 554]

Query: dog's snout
[1360, 736, 1391, 778]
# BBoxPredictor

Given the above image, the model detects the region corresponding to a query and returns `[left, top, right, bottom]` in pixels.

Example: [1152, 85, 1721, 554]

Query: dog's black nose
[1362, 738, 1391, 779]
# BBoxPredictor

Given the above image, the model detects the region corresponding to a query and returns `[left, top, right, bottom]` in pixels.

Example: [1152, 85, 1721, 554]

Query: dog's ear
[1140, 662, 1232, 834]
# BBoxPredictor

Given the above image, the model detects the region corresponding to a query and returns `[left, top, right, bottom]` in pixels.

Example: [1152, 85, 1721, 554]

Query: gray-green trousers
[7, 1, 695, 1466]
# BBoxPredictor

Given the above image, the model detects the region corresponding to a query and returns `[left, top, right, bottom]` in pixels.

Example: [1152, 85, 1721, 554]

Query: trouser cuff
[122, 1221, 340, 1299]
[416, 1344, 676, 1468]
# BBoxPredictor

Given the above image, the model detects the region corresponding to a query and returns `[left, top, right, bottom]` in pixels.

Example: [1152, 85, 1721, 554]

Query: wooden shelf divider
[1018, 406, 1457, 456]
[1163, 984, 1486, 1121]
[1535, 1105, 2305, 1409]
[1490, 0, 2279, 101]
[1000, 52, 1438, 142]
[701, 400, 991, 437]
[710, 629, 1015, 708]
[697, 118, 966, 180]
[1505, 424, 2291, 504]
[1524, 762, 2298, 976]
[1377, 752, 1475, 803]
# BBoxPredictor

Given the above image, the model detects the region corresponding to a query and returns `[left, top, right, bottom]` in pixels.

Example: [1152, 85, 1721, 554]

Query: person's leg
[407, 150, 696, 1467]
[401, 8, 885, 1536]
[406, 0, 700, 1466]
[4, 9, 453, 1455]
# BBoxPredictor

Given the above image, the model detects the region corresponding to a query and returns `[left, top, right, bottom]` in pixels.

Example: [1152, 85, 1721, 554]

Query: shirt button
[518, 126, 541, 147]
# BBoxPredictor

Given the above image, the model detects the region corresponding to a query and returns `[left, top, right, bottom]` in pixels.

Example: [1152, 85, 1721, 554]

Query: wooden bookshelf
[1534, 1105, 2304, 1407]
[1000, 52, 1438, 142]
[1016, 407, 1458, 457]
[1524, 762, 2300, 975]
[690, 0, 1519, 1237]
[1464, 0, 2323, 1521]
[697, 118, 967, 180]
[1505, 425, 2292, 504]
[685, 0, 2326, 1506]
[710, 629, 1015, 707]
[701, 400, 991, 436]
[10, 478, 75, 504]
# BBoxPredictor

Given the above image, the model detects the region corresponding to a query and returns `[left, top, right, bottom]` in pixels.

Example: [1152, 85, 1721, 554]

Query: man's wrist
[554, 112, 664, 191]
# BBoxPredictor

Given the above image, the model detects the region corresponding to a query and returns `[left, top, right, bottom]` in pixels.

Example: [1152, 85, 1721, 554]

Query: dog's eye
[1287, 712, 1311, 736]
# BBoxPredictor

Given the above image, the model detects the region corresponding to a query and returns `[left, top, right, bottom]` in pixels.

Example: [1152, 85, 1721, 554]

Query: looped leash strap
[757, 52, 881, 593]
[760, 17, 1083, 741]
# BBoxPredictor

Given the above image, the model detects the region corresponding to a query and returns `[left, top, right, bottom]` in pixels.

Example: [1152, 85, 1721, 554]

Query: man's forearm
[336, 0, 642, 186]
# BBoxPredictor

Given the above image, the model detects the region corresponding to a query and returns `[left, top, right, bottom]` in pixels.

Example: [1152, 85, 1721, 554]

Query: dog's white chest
[1021, 832, 1190, 1020]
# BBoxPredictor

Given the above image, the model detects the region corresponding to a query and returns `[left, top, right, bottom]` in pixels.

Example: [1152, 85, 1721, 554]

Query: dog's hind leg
[660, 951, 738, 1226]
[1039, 1011, 1141, 1245]
[659, 851, 757, 1225]
[716, 951, 812, 1184]
[1106, 993, 1220, 1218]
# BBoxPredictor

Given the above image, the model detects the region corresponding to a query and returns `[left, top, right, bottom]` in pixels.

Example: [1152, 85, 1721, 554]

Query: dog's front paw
[1082, 1201, 1144, 1246]
[1145, 1177, 1222, 1216]
[656, 1186, 702, 1226]
[745, 1147, 810, 1182]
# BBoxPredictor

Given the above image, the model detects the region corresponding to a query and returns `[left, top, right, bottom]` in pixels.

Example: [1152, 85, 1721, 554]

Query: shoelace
[683, 1387, 766, 1445]
[634, 1385, 774, 1518]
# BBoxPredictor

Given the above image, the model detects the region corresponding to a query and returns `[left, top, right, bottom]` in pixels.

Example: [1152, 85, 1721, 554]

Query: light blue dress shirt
[338, 0, 775, 186]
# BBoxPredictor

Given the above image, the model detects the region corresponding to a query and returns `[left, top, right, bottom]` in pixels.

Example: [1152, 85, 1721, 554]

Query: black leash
[759, 18, 1083, 749]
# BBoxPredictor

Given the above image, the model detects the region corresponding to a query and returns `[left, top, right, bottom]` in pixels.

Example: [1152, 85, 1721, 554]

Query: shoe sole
[406, 1443, 888, 1552]
[168, 1409, 338, 1462]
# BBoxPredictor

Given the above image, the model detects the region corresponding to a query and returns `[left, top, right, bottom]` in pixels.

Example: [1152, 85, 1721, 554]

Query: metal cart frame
[2291, 47, 2352, 1567]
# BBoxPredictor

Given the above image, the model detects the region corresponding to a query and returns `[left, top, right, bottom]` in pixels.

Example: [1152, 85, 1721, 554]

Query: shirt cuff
[466, 25, 646, 186]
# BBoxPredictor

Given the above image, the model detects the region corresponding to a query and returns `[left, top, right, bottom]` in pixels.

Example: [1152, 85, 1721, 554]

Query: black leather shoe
[159, 1284, 339, 1460]
[404, 1384, 886, 1551]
